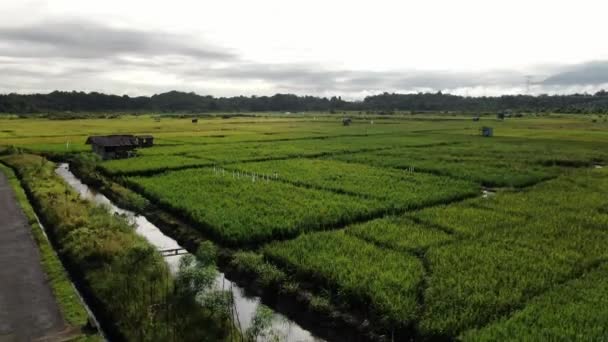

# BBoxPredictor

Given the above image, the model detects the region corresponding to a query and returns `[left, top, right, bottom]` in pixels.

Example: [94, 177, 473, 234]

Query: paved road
[0, 173, 65, 341]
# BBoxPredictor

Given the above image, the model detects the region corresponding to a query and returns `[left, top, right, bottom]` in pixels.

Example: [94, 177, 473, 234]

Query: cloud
[0, 18, 607, 97]
[191, 62, 608, 96]
[184, 65, 528, 95]
[0, 19, 235, 60]
[541, 61, 608, 86]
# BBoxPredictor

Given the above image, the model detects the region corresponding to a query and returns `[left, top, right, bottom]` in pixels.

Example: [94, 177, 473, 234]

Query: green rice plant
[4, 115, 608, 340]
[128, 168, 381, 246]
[100, 155, 213, 175]
[132, 133, 450, 163]
[331, 135, 608, 187]
[17, 142, 91, 153]
[232, 159, 478, 210]
[488, 168, 608, 214]
[411, 169, 608, 336]
[496, 217, 608, 268]
[229, 251, 286, 287]
[263, 231, 424, 328]
[419, 239, 578, 337]
[136, 144, 214, 156]
[411, 201, 530, 235]
[345, 216, 452, 252]
[332, 150, 558, 187]
[461, 263, 608, 341]
[413, 168, 608, 245]
[159, 131, 329, 145]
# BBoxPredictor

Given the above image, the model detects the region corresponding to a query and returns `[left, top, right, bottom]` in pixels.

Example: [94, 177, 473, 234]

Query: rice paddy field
[2, 112, 608, 340]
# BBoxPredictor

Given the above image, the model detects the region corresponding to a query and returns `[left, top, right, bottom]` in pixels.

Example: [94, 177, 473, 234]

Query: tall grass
[0, 153, 232, 341]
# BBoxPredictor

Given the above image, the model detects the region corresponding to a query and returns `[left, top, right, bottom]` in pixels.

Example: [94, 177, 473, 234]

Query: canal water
[56, 163, 323, 342]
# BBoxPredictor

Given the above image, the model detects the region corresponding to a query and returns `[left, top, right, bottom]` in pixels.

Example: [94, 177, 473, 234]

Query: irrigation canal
[56, 163, 324, 342]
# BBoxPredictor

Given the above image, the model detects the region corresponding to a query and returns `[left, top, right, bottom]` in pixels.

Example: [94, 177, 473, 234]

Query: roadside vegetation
[0, 153, 233, 341]
[0, 163, 99, 341]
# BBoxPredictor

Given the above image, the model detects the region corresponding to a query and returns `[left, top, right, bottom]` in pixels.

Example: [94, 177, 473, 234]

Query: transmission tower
[525, 75, 533, 94]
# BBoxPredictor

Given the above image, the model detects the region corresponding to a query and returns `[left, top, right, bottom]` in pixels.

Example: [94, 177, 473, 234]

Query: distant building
[481, 126, 493, 137]
[343, 117, 352, 126]
[86, 135, 153, 159]
[498, 109, 512, 120]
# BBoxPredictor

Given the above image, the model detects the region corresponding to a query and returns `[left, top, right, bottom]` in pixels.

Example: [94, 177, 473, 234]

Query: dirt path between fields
[0, 173, 65, 342]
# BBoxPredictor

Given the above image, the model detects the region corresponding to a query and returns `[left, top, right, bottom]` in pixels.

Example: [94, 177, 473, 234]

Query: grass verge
[0, 162, 100, 341]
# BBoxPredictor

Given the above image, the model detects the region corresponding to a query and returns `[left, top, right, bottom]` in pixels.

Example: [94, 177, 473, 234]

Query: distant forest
[2, 90, 608, 114]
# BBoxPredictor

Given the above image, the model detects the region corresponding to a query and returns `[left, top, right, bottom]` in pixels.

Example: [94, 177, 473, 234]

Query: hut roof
[85, 135, 138, 147]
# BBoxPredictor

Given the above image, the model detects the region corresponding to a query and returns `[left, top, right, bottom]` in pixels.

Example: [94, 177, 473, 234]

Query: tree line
[2, 90, 608, 114]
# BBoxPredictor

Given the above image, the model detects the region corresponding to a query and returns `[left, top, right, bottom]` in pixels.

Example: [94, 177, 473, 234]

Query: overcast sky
[1, 0, 608, 98]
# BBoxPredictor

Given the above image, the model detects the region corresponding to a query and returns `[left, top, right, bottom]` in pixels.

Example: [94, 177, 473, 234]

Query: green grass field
[2, 112, 607, 340]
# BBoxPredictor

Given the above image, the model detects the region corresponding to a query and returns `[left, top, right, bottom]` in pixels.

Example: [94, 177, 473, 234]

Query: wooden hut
[86, 134, 154, 159]
[86, 135, 139, 160]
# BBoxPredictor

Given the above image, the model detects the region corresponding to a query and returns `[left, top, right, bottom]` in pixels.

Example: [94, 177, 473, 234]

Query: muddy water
[56, 163, 323, 342]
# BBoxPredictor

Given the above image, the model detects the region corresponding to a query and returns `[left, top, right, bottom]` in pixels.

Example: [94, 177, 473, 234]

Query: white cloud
[0, 0, 607, 97]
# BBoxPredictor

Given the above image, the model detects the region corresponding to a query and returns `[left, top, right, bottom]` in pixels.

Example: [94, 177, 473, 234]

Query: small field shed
[86, 135, 154, 160]
[481, 127, 494, 137]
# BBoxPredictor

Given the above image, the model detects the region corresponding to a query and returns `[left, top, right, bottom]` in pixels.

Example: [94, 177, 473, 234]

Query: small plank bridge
[159, 248, 188, 257]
